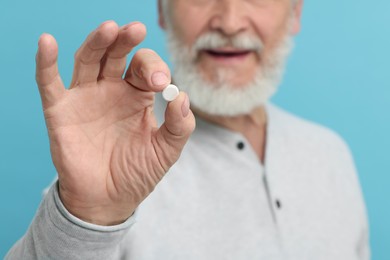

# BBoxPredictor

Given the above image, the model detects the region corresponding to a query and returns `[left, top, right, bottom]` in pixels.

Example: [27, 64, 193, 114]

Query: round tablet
[162, 84, 179, 102]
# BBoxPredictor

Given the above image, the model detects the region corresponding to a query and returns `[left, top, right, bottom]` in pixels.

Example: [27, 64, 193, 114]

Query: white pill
[162, 84, 180, 102]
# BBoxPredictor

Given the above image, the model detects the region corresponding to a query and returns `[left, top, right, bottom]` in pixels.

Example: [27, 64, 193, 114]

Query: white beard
[165, 28, 294, 116]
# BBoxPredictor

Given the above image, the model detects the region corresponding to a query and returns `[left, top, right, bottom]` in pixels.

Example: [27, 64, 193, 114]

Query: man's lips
[204, 49, 252, 58]
[200, 49, 256, 66]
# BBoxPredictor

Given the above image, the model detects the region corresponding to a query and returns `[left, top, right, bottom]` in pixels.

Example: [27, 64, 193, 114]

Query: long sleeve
[5, 183, 136, 260]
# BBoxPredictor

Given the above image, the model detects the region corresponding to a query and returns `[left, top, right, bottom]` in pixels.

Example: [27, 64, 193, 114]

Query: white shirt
[6, 104, 370, 260]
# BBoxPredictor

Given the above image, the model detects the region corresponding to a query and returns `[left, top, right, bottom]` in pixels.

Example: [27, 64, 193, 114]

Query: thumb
[154, 92, 195, 171]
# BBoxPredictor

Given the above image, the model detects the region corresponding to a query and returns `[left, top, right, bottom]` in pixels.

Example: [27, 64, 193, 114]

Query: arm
[6, 184, 134, 259]
[6, 20, 195, 258]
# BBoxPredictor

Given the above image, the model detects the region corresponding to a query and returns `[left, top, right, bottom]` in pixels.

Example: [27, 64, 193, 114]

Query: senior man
[7, 0, 370, 259]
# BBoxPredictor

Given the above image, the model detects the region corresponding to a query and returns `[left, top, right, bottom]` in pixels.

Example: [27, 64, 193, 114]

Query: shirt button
[237, 142, 245, 150]
[275, 200, 282, 209]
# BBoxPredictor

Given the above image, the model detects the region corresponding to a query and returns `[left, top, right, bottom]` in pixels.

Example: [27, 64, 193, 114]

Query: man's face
[159, 0, 302, 116]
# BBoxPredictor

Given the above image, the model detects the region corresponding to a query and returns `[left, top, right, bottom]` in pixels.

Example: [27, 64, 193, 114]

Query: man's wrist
[57, 184, 135, 226]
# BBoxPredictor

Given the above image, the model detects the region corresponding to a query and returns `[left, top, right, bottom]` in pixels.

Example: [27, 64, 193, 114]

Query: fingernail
[151, 72, 169, 86]
[181, 94, 190, 117]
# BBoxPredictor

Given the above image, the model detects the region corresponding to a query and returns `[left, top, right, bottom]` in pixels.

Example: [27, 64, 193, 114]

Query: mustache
[191, 32, 264, 56]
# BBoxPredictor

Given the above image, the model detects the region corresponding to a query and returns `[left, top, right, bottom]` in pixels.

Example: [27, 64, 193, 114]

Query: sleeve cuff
[45, 182, 136, 243]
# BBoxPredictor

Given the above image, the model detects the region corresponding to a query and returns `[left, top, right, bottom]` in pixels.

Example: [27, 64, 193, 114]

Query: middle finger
[100, 22, 146, 80]
[70, 21, 119, 87]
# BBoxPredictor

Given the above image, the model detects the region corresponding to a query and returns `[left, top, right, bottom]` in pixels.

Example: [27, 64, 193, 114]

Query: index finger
[124, 48, 171, 92]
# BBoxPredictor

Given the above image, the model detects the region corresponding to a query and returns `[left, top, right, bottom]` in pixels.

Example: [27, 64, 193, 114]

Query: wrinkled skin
[36, 21, 195, 225]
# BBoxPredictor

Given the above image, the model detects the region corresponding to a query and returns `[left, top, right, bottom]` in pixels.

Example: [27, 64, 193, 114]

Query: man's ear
[158, 0, 166, 29]
[291, 0, 303, 35]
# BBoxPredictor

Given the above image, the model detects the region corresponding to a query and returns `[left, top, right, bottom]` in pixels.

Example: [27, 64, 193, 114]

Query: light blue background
[0, 0, 389, 258]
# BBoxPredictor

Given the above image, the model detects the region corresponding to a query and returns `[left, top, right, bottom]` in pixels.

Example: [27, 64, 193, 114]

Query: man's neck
[194, 106, 268, 163]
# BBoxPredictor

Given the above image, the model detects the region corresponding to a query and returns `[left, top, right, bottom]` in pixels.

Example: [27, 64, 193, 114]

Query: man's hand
[35, 21, 195, 225]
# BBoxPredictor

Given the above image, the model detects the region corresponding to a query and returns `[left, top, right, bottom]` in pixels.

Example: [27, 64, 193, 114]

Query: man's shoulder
[266, 103, 352, 157]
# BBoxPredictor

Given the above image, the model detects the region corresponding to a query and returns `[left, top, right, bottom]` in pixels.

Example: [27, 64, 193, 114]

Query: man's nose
[210, 0, 249, 36]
